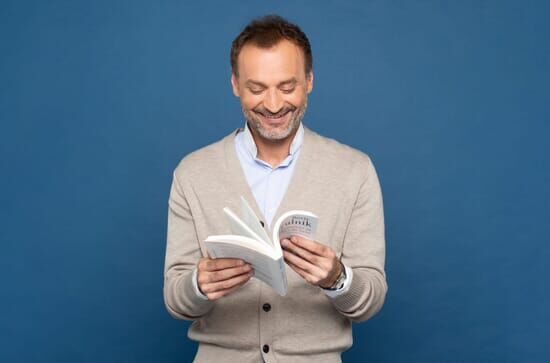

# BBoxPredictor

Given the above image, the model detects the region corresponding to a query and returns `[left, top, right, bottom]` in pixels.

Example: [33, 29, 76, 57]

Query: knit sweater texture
[163, 126, 387, 363]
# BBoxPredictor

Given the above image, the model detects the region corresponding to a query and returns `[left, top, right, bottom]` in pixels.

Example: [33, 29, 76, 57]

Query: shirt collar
[242, 121, 304, 161]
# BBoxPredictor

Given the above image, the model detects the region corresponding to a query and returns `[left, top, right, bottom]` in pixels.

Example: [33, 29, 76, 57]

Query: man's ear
[306, 71, 314, 94]
[231, 73, 240, 97]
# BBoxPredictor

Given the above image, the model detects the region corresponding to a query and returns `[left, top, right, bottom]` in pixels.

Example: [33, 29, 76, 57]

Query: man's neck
[248, 125, 298, 168]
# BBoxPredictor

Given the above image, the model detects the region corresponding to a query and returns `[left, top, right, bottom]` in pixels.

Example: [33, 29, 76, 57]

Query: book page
[204, 236, 287, 295]
[239, 196, 271, 246]
[223, 207, 272, 250]
[273, 210, 319, 246]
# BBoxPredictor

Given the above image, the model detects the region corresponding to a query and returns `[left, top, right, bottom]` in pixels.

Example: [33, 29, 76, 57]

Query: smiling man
[164, 15, 387, 362]
[231, 31, 312, 167]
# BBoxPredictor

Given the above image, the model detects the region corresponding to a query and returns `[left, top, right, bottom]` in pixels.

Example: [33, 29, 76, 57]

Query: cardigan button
[262, 344, 270, 353]
[262, 303, 271, 312]
[259, 220, 265, 227]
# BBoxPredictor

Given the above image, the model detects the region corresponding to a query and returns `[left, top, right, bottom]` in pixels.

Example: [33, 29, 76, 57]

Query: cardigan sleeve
[329, 156, 388, 322]
[163, 171, 214, 320]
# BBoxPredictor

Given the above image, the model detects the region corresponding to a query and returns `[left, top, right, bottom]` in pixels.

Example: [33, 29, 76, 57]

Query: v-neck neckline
[223, 126, 316, 236]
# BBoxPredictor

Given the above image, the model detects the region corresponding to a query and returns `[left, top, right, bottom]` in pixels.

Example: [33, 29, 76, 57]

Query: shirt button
[263, 344, 270, 353]
[259, 220, 265, 228]
[262, 303, 271, 312]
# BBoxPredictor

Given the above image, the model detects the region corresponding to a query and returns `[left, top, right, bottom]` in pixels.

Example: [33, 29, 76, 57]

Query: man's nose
[263, 89, 284, 114]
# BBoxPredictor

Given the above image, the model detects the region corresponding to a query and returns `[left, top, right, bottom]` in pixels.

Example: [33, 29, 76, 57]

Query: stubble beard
[243, 99, 308, 141]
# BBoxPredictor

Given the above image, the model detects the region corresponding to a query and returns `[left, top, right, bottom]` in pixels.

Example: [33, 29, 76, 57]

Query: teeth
[264, 113, 287, 119]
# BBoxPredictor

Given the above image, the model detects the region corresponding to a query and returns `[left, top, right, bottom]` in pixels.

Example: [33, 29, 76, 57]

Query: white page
[204, 234, 276, 258]
[223, 207, 272, 250]
[239, 196, 271, 246]
[204, 235, 287, 295]
[272, 210, 319, 256]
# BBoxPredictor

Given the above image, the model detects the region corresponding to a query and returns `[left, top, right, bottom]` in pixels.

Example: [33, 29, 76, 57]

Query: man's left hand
[281, 236, 342, 288]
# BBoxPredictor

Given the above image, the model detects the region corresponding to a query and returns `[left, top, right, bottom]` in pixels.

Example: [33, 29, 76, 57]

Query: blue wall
[1, 1, 548, 362]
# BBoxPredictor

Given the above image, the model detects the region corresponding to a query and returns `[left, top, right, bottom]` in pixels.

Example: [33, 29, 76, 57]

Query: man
[164, 15, 387, 362]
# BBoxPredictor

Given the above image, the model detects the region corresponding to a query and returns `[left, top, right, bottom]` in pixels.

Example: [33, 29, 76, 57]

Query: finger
[199, 264, 252, 284]
[290, 236, 332, 257]
[281, 239, 321, 266]
[283, 250, 324, 277]
[201, 270, 253, 295]
[200, 258, 247, 272]
[286, 260, 319, 285]
[206, 277, 251, 300]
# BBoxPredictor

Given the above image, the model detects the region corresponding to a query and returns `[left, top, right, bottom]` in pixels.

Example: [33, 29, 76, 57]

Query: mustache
[253, 104, 297, 118]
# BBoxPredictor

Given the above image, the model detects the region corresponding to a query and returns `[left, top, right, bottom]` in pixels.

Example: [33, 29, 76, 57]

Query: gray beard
[244, 100, 307, 141]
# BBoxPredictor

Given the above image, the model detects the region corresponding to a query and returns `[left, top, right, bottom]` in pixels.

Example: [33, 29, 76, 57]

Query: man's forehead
[236, 39, 306, 79]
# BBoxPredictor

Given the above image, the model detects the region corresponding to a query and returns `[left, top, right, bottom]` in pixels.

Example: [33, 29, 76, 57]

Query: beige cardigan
[163, 126, 387, 363]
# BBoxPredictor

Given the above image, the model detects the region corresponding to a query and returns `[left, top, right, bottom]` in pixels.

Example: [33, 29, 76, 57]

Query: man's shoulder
[172, 129, 236, 181]
[306, 127, 374, 169]
[305, 127, 380, 192]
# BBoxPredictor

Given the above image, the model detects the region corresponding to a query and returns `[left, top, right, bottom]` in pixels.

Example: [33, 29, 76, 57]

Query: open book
[204, 196, 318, 296]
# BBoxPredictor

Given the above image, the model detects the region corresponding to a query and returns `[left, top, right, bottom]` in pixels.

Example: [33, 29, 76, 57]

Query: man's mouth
[255, 110, 291, 125]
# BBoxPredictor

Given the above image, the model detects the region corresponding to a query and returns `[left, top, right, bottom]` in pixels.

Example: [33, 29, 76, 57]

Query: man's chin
[254, 120, 294, 140]
[245, 106, 304, 141]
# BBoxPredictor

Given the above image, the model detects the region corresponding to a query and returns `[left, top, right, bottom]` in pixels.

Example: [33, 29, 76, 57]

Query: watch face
[336, 276, 345, 289]
[330, 269, 346, 290]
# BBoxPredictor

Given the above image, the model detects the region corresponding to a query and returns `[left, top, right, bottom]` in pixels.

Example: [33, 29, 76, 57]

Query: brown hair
[230, 15, 313, 78]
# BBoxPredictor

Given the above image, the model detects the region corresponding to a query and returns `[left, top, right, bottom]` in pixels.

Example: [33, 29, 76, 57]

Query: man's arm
[163, 171, 254, 319]
[163, 172, 215, 320]
[329, 155, 387, 321]
[282, 156, 387, 322]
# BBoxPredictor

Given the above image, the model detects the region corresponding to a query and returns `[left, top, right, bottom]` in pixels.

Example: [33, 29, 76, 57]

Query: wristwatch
[324, 263, 347, 291]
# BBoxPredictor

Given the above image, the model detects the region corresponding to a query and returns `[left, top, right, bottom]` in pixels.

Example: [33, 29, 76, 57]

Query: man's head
[230, 15, 313, 141]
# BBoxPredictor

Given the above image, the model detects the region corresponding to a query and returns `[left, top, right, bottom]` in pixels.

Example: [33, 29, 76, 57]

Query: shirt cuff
[322, 264, 354, 299]
[192, 267, 209, 300]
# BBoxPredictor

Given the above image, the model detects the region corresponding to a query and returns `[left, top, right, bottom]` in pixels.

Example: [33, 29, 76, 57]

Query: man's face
[231, 39, 313, 141]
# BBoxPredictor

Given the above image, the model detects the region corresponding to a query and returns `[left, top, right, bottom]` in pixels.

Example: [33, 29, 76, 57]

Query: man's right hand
[197, 257, 254, 300]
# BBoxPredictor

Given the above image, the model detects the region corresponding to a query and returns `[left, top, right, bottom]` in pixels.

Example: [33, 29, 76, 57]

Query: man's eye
[249, 88, 264, 94]
[281, 88, 295, 94]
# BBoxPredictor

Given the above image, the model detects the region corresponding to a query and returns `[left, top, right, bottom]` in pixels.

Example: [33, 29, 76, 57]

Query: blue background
[1, 1, 549, 362]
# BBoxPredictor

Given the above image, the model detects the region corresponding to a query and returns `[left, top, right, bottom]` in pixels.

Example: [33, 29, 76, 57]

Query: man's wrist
[321, 262, 346, 290]
[321, 264, 353, 298]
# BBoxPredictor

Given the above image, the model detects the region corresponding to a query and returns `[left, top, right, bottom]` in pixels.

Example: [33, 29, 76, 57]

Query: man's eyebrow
[245, 80, 267, 88]
[244, 78, 298, 88]
[278, 78, 297, 87]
